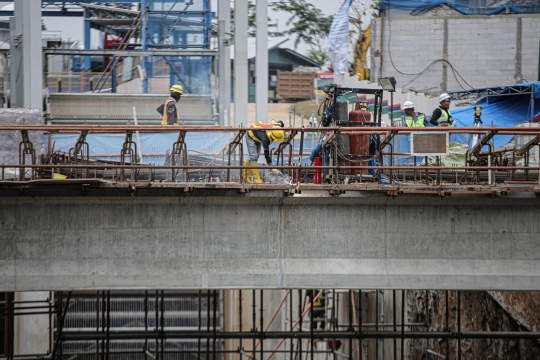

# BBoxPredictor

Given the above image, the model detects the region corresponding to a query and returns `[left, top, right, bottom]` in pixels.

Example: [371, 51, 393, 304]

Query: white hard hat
[439, 93, 451, 103]
[402, 101, 414, 110]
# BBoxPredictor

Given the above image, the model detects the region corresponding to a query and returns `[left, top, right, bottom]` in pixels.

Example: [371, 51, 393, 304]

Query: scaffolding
[3, 289, 540, 360]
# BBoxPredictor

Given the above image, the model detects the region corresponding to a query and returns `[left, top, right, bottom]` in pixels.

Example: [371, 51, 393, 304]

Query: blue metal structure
[3, 0, 214, 94]
[144, 0, 212, 94]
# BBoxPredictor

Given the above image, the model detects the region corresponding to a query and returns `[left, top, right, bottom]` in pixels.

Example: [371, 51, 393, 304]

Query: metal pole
[393, 291, 396, 360]
[457, 291, 461, 360]
[252, 290, 256, 360]
[239, 290, 243, 360]
[234, 0, 248, 128]
[198, 291, 201, 359]
[214, 290, 218, 360]
[445, 291, 449, 358]
[260, 290, 264, 360]
[255, 0, 268, 122]
[400, 291, 404, 360]
[161, 290, 165, 360]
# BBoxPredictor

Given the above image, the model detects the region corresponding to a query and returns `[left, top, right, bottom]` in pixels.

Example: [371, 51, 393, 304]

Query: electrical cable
[401, 59, 475, 91]
[386, 0, 419, 76]
[385, 0, 476, 91]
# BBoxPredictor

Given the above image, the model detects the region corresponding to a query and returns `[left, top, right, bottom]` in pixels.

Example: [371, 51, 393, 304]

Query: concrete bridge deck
[1, 182, 539, 292]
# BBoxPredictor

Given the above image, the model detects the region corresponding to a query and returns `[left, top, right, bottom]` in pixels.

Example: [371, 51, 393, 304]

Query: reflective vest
[437, 107, 452, 126]
[248, 122, 274, 143]
[307, 290, 324, 307]
[160, 98, 178, 126]
[405, 113, 426, 128]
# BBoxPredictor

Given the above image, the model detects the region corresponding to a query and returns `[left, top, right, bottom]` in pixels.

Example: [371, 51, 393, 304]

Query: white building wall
[522, 17, 540, 84]
[371, 14, 540, 94]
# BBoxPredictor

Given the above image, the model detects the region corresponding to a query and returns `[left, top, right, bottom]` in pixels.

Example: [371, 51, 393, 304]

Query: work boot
[250, 161, 263, 183]
[243, 159, 253, 183]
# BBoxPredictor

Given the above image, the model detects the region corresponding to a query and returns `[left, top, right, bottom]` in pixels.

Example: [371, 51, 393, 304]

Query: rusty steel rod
[1, 164, 539, 171]
[1, 125, 540, 134]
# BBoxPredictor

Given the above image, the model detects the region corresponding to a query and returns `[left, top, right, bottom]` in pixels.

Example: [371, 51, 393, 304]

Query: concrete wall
[371, 14, 540, 93]
[1, 194, 540, 291]
[49, 93, 214, 118]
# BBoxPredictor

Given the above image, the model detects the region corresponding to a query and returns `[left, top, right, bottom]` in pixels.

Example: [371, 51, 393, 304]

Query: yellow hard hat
[170, 84, 183, 95]
[270, 129, 285, 142]
[271, 119, 285, 127]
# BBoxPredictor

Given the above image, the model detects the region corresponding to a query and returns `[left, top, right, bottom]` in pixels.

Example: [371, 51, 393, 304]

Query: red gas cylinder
[313, 156, 322, 184]
[348, 101, 371, 175]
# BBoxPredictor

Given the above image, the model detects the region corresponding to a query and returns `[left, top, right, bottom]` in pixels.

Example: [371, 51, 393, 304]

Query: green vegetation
[270, 0, 334, 67]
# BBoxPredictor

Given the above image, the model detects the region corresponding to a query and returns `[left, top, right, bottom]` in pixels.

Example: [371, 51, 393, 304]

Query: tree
[270, 0, 333, 67]
[231, 0, 281, 38]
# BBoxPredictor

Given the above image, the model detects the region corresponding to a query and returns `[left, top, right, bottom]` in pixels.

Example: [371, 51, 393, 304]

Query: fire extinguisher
[313, 156, 322, 184]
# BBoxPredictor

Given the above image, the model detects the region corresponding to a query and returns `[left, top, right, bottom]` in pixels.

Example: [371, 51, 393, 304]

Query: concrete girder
[1, 194, 539, 291]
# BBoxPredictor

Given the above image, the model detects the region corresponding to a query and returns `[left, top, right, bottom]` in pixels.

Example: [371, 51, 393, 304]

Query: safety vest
[437, 107, 452, 126]
[307, 290, 324, 307]
[405, 113, 426, 128]
[248, 122, 274, 143]
[160, 98, 178, 126]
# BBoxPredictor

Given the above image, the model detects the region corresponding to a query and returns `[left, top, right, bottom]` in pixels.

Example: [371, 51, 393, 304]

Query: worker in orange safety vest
[244, 120, 285, 183]
[157, 84, 183, 125]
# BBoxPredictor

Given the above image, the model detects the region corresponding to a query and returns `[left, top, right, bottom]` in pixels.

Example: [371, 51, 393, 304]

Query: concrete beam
[1, 194, 540, 291]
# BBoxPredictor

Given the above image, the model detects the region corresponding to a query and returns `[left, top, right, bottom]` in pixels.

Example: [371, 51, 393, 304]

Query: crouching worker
[244, 120, 285, 183]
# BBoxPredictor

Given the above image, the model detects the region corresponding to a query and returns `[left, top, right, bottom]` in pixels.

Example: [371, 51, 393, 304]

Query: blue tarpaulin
[379, 0, 540, 15]
[392, 82, 540, 164]
[46, 132, 232, 165]
[45, 131, 319, 166]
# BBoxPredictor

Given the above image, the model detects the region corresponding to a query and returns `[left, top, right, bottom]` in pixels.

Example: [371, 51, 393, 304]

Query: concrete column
[20, 0, 43, 110]
[14, 292, 50, 355]
[255, 0, 268, 122]
[9, 13, 22, 108]
[218, 0, 231, 126]
[234, 0, 248, 127]
[141, 0, 148, 93]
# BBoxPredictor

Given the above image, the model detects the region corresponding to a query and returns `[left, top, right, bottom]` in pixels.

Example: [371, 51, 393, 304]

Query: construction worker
[244, 120, 285, 183]
[430, 93, 453, 127]
[402, 101, 428, 127]
[157, 84, 183, 125]
[306, 289, 326, 330]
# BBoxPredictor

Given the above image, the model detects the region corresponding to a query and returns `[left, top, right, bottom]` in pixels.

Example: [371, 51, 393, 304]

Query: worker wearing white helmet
[402, 101, 427, 127]
[430, 93, 453, 127]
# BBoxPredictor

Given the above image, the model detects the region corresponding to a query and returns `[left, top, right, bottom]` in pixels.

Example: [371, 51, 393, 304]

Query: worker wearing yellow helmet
[157, 84, 183, 125]
[244, 120, 285, 183]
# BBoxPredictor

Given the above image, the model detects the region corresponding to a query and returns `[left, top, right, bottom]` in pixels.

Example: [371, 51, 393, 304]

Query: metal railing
[1, 125, 540, 191]
[46, 72, 112, 93]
